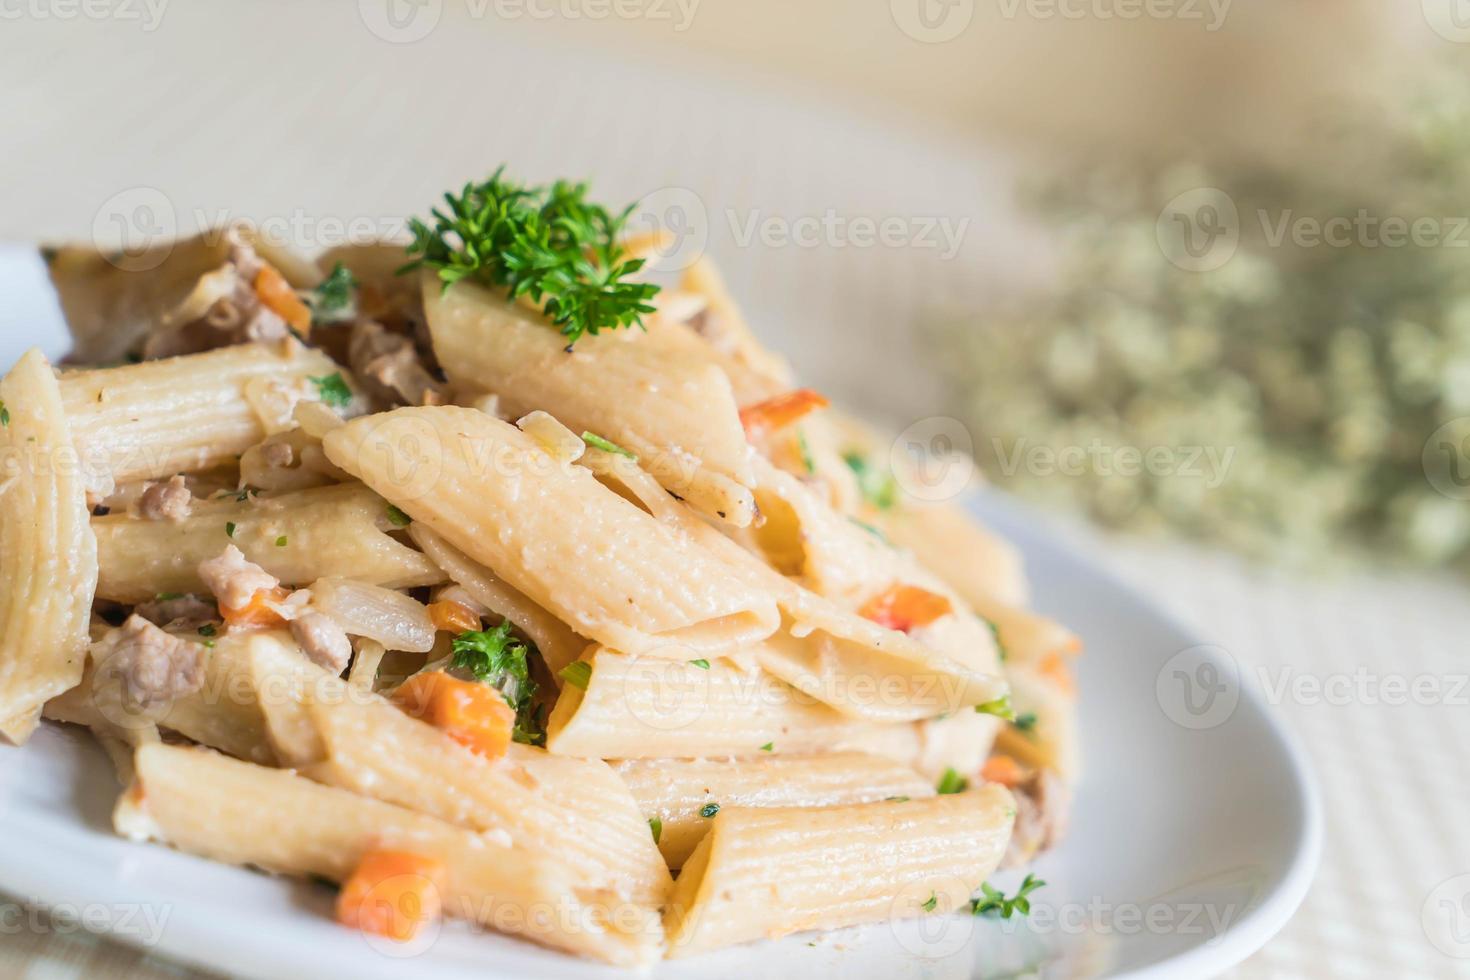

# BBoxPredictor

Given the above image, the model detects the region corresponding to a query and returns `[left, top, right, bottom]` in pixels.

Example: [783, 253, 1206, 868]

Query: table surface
[2, 5, 1468, 978]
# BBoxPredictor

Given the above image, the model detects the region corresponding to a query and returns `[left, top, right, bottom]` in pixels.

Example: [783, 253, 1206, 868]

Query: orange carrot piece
[1039, 652, 1077, 697]
[858, 584, 953, 633]
[394, 671, 515, 760]
[254, 264, 312, 337]
[336, 849, 447, 942]
[981, 755, 1025, 788]
[220, 585, 293, 629]
[427, 600, 480, 635]
[739, 388, 830, 439]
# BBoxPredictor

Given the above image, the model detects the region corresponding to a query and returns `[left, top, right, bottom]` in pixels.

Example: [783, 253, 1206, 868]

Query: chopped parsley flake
[310, 373, 353, 409]
[451, 622, 544, 745]
[842, 450, 898, 510]
[884, 795, 911, 802]
[971, 874, 1045, 919]
[311, 262, 359, 321]
[759, 741, 773, 752]
[699, 802, 721, 819]
[0, 400, 9, 427]
[649, 817, 662, 843]
[849, 517, 890, 544]
[975, 694, 1014, 720]
[936, 767, 968, 795]
[689, 658, 711, 670]
[385, 504, 412, 527]
[581, 431, 637, 459]
[922, 892, 938, 913]
[797, 430, 815, 475]
[559, 661, 592, 690]
[981, 616, 1007, 661]
[155, 592, 184, 601]
[1014, 712, 1038, 733]
[225, 522, 237, 538]
[198, 624, 217, 638]
[275, 535, 289, 548]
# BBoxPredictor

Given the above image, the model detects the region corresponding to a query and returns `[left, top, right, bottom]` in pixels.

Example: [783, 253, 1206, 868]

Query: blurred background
[3, 1, 1469, 977]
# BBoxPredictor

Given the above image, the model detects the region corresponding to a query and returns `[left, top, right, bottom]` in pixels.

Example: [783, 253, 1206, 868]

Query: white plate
[0, 252, 1320, 978]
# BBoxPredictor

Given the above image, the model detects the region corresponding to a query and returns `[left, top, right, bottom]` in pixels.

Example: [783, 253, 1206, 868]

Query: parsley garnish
[1014, 712, 1038, 733]
[155, 592, 184, 601]
[225, 522, 237, 538]
[310, 373, 353, 409]
[849, 517, 891, 545]
[451, 622, 543, 745]
[311, 262, 358, 322]
[936, 767, 968, 795]
[402, 168, 660, 348]
[559, 661, 592, 690]
[700, 802, 721, 818]
[385, 504, 412, 528]
[198, 624, 217, 638]
[581, 431, 637, 460]
[842, 451, 898, 510]
[976, 694, 1014, 720]
[797, 430, 815, 475]
[921, 892, 938, 913]
[275, 535, 288, 548]
[0, 400, 9, 427]
[759, 742, 773, 752]
[689, 658, 711, 670]
[649, 817, 662, 843]
[971, 874, 1045, 919]
[884, 795, 911, 802]
[981, 616, 1007, 661]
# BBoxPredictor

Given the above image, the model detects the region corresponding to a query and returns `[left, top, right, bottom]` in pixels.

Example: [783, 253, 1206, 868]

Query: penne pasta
[116, 743, 663, 967]
[93, 482, 444, 603]
[422, 274, 759, 526]
[663, 787, 1016, 957]
[0, 350, 98, 742]
[247, 635, 671, 907]
[61, 340, 340, 488]
[873, 501, 1031, 608]
[613, 753, 934, 868]
[323, 406, 780, 658]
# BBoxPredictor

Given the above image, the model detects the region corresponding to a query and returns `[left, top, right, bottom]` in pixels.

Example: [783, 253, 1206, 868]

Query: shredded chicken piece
[290, 612, 353, 673]
[90, 615, 205, 710]
[348, 319, 446, 407]
[1001, 769, 1071, 868]
[134, 594, 220, 632]
[141, 229, 291, 360]
[197, 545, 279, 611]
[136, 475, 194, 522]
[261, 441, 295, 469]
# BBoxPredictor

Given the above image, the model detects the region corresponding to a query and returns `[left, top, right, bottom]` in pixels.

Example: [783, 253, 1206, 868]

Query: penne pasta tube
[116, 743, 663, 967]
[613, 754, 934, 869]
[45, 627, 277, 765]
[547, 648, 919, 762]
[246, 636, 673, 908]
[409, 523, 588, 678]
[422, 274, 759, 526]
[323, 406, 780, 658]
[969, 594, 1083, 670]
[663, 787, 1016, 957]
[874, 501, 1031, 608]
[93, 483, 444, 603]
[61, 340, 340, 488]
[0, 350, 98, 742]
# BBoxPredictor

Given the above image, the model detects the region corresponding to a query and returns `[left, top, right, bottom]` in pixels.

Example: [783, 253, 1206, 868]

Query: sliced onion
[311, 577, 435, 653]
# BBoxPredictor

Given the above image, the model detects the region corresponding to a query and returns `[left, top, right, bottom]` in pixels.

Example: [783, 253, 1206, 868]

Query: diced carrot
[739, 389, 830, 440]
[981, 755, 1025, 788]
[254, 264, 312, 337]
[858, 584, 953, 633]
[219, 585, 293, 628]
[336, 849, 447, 942]
[393, 671, 515, 761]
[427, 600, 481, 635]
[1039, 652, 1076, 697]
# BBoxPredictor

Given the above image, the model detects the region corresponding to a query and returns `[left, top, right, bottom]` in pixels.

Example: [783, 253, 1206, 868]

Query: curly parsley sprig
[971, 873, 1045, 919]
[401, 167, 660, 349]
